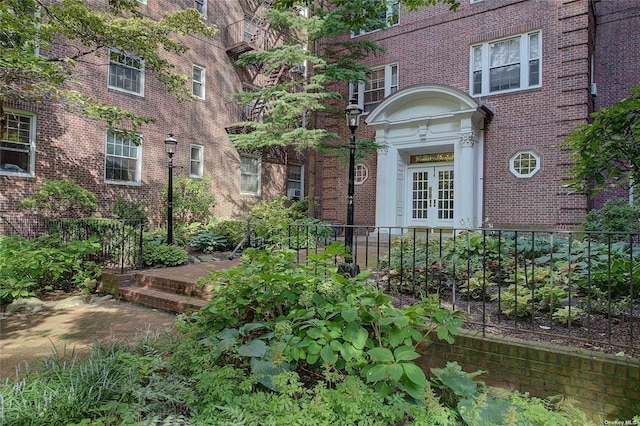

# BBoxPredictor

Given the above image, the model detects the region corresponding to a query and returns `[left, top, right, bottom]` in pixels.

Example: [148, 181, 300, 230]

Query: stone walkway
[0, 259, 242, 380]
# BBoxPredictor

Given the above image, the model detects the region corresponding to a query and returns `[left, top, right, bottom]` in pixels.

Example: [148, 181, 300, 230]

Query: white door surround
[365, 84, 492, 230]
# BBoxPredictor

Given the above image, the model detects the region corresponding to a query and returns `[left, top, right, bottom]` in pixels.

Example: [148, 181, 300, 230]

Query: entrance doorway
[407, 164, 454, 228]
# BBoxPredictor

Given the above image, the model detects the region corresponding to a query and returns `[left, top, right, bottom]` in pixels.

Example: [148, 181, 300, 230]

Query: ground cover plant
[0, 244, 600, 425]
[376, 229, 640, 356]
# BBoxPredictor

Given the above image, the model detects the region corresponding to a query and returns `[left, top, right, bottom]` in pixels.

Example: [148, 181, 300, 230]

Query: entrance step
[115, 259, 241, 314]
[119, 285, 208, 313]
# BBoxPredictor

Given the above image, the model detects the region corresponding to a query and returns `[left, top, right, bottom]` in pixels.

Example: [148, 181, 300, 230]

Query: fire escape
[222, 0, 291, 135]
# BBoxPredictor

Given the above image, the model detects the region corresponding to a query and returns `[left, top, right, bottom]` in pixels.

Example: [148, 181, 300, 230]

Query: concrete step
[119, 285, 208, 314]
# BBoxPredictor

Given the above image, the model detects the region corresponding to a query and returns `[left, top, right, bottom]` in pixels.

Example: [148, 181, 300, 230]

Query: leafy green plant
[552, 307, 585, 326]
[493, 285, 533, 318]
[458, 271, 497, 300]
[17, 178, 97, 218]
[584, 198, 640, 234]
[249, 196, 307, 246]
[189, 231, 227, 253]
[193, 242, 463, 401]
[110, 196, 148, 223]
[287, 217, 334, 249]
[431, 362, 595, 426]
[142, 243, 188, 268]
[161, 176, 217, 226]
[208, 219, 247, 250]
[0, 235, 101, 303]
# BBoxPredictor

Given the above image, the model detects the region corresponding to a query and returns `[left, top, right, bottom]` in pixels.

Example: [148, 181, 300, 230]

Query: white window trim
[509, 150, 540, 178]
[240, 154, 261, 196]
[104, 130, 142, 186]
[0, 109, 36, 178]
[190, 144, 204, 178]
[195, 0, 207, 18]
[192, 64, 205, 99]
[349, 63, 398, 113]
[352, 0, 399, 37]
[470, 31, 541, 97]
[108, 48, 145, 96]
[354, 163, 369, 185]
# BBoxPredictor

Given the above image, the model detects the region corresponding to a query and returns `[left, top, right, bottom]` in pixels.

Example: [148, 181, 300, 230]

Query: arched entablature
[365, 84, 493, 230]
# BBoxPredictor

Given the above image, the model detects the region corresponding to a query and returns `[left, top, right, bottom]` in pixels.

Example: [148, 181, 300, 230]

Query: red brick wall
[419, 331, 640, 423]
[0, 0, 286, 226]
[318, 0, 600, 228]
[591, 1, 640, 209]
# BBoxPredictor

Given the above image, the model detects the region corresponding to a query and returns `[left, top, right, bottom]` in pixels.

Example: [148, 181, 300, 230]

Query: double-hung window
[240, 155, 261, 195]
[353, 0, 399, 36]
[190, 144, 203, 178]
[349, 63, 398, 113]
[108, 49, 144, 95]
[192, 64, 205, 99]
[0, 111, 35, 176]
[195, 0, 207, 17]
[287, 164, 303, 199]
[471, 31, 541, 96]
[105, 130, 141, 185]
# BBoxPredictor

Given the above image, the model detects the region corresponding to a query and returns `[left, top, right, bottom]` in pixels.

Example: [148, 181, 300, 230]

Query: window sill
[105, 180, 142, 187]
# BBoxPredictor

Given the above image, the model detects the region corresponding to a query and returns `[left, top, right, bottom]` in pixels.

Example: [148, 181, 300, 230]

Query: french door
[408, 164, 454, 228]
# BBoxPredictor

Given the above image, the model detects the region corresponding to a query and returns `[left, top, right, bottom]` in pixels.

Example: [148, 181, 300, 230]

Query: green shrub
[208, 218, 247, 250]
[584, 197, 640, 234]
[0, 235, 101, 303]
[162, 176, 217, 226]
[189, 231, 227, 253]
[142, 243, 188, 268]
[17, 178, 97, 218]
[250, 196, 307, 246]
[192, 242, 462, 402]
[111, 196, 148, 223]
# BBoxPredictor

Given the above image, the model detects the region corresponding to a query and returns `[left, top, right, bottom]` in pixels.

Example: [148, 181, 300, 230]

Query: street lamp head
[164, 133, 178, 156]
[345, 98, 363, 132]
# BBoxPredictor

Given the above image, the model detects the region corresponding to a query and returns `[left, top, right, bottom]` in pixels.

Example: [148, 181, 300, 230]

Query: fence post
[120, 219, 126, 274]
[138, 221, 145, 271]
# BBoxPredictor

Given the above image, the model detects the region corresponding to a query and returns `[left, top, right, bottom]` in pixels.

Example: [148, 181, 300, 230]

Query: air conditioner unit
[287, 188, 301, 198]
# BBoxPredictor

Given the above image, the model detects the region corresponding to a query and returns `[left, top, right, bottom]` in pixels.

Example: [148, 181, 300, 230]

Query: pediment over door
[365, 84, 492, 136]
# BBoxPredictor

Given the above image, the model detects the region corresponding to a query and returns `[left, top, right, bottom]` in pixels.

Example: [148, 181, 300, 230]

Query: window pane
[490, 38, 520, 68]
[190, 145, 202, 177]
[241, 156, 260, 194]
[105, 130, 139, 183]
[529, 58, 540, 86]
[490, 64, 520, 92]
[108, 50, 143, 94]
[529, 33, 539, 59]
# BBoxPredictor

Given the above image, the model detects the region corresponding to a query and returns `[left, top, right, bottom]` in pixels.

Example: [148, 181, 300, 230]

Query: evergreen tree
[227, 0, 459, 215]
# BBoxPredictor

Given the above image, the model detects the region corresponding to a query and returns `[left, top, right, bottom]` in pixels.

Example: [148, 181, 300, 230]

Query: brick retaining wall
[417, 330, 640, 422]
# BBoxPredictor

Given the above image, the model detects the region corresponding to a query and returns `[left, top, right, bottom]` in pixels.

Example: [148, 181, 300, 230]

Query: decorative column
[458, 131, 476, 228]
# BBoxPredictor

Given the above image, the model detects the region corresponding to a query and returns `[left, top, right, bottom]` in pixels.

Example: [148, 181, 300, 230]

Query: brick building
[316, 0, 640, 230]
[0, 0, 301, 225]
[2, 0, 639, 230]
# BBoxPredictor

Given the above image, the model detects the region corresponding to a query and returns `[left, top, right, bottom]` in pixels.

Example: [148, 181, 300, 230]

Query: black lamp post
[344, 98, 363, 275]
[164, 133, 177, 245]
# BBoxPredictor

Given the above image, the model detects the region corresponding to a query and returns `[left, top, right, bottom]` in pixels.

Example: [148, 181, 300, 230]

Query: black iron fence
[0, 215, 144, 273]
[287, 224, 640, 357]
